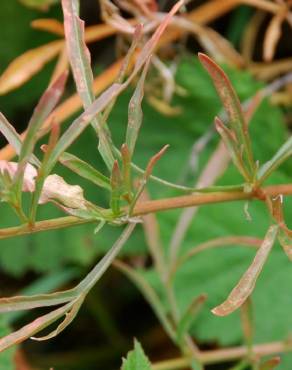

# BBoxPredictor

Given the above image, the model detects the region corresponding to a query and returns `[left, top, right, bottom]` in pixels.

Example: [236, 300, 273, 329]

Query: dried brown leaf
[263, 9, 286, 62]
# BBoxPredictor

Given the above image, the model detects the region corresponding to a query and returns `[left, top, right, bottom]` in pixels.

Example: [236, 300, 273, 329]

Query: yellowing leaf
[0, 41, 63, 95]
[31, 18, 64, 36]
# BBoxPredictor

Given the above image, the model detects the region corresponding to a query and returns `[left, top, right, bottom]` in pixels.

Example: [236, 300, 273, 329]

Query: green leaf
[110, 160, 123, 215]
[12, 72, 67, 206]
[75, 223, 136, 294]
[176, 294, 207, 344]
[258, 136, 292, 184]
[0, 113, 40, 167]
[59, 151, 111, 190]
[121, 339, 152, 370]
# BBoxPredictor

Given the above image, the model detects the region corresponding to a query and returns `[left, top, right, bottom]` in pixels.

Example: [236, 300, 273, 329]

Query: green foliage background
[0, 1, 292, 369]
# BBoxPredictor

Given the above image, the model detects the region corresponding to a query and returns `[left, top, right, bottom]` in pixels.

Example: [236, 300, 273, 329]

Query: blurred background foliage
[0, 0, 292, 369]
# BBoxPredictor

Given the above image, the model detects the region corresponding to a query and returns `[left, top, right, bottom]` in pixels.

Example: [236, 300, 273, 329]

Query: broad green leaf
[121, 339, 151, 370]
[59, 151, 111, 190]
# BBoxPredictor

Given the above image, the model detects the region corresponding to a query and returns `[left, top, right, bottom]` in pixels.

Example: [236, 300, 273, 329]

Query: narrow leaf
[145, 145, 169, 179]
[31, 18, 65, 36]
[59, 152, 111, 190]
[13, 72, 67, 207]
[0, 300, 74, 352]
[259, 357, 281, 370]
[177, 294, 207, 344]
[214, 116, 250, 181]
[0, 113, 40, 167]
[45, 0, 183, 174]
[0, 289, 77, 313]
[18, 71, 67, 165]
[129, 145, 169, 215]
[31, 295, 84, 341]
[0, 41, 63, 95]
[278, 228, 292, 261]
[126, 59, 151, 156]
[212, 225, 279, 316]
[198, 53, 246, 136]
[114, 260, 176, 341]
[75, 223, 136, 294]
[62, 0, 115, 170]
[198, 52, 255, 178]
[121, 143, 132, 199]
[258, 136, 292, 183]
[110, 160, 123, 215]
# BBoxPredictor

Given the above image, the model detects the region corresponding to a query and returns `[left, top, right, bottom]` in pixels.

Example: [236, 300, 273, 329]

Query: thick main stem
[0, 184, 291, 240]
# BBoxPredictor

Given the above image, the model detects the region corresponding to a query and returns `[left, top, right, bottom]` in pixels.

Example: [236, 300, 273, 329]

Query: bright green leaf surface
[121, 340, 151, 370]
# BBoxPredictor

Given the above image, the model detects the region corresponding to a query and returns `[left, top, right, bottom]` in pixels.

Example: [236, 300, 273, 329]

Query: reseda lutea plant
[0, 0, 291, 369]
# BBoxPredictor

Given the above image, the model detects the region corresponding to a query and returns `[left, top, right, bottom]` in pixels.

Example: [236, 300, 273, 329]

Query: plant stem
[152, 340, 292, 370]
[0, 184, 292, 240]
